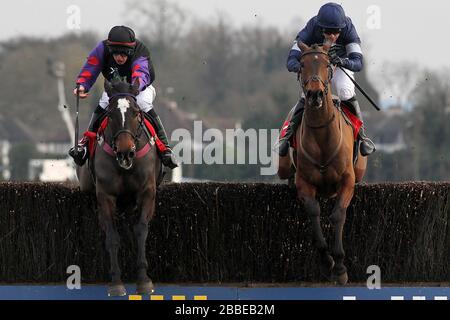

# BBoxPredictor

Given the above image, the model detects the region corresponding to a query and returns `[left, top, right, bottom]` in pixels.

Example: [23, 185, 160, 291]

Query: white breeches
[99, 85, 156, 112]
[331, 67, 355, 101]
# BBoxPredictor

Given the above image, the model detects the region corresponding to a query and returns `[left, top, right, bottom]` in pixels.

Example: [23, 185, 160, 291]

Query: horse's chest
[97, 171, 144, 195]
[311, 173, 338, 187]
[117, 175, 144, 192]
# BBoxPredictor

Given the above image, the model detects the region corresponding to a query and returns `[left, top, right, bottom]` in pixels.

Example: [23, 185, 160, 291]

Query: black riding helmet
[106, 26, 136, 57]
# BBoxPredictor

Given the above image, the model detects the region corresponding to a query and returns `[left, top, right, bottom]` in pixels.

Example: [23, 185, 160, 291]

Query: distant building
[0, 114, 34, 180]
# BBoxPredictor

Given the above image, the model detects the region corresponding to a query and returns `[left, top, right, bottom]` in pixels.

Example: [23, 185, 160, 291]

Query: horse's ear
[104, 80, 113, 96]
[299, 42, 310, 52]
[131, 78, 140, 96]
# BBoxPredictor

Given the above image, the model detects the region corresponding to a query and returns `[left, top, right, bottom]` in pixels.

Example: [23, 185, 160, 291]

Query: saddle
[83, 114, 166, 160]
[82, 113, 164, 184]
[339, 99, 363, 165]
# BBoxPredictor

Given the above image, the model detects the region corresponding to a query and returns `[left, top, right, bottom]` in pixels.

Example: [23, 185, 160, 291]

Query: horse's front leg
[97, 190, 126, 296]
[134, 185, 156, 295]
[296, 176, 334, 280]
[330, 172, 355, 285]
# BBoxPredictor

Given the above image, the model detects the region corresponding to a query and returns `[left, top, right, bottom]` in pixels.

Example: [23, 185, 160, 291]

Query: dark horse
[77, 78, 162, 296]
[278, 43, 367, 285]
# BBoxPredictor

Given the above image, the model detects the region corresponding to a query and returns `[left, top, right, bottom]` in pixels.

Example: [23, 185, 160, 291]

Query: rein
[299, 113, 343, 174]
[305, 113, 335, 129]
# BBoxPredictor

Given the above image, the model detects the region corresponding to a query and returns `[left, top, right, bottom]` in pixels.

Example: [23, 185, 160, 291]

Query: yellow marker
[150, 295, 164, 300]
[172, 295, 186, 300]
[128, 295, 142, 300]
[194, 296, 208, 300]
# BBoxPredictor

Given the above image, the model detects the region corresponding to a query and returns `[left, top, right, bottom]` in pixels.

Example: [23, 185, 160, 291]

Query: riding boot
[278, 98, 305, 157]
[145, 109, 178, 169]
[343, 97, 376, 156]
[68, 105, 107, 166]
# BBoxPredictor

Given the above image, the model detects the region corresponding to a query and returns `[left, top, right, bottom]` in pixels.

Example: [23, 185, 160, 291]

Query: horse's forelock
[111, 81, 132, 94]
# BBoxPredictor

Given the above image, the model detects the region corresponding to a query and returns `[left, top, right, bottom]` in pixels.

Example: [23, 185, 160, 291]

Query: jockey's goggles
[323, 28, 342, 35]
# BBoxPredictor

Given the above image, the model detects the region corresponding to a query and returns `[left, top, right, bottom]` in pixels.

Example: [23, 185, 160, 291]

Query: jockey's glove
[329, 53, 344, 67]
[328, 44, 346, 58]
[287, 60, 301, 73]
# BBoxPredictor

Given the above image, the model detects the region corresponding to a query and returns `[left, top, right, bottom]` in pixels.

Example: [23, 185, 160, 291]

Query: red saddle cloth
[82, 117, 167, 158]
[284, 103, 363, 150]
[341, 104, 363, 140]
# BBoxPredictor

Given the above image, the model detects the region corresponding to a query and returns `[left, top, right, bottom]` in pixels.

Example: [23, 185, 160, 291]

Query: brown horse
[77, 79, 162, 296]
[278, 43, 367, 285]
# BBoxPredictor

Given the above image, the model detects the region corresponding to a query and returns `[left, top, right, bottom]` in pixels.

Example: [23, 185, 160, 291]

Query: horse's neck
[303, 94, 337, 128]
[302, 94, 340, 146]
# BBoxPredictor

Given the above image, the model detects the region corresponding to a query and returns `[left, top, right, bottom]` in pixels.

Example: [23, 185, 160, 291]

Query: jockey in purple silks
[69, 25, 178, 169]
[278, 2, 376, 158]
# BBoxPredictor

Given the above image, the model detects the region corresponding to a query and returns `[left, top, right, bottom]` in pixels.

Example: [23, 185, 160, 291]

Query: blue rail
[0, 285, 449, 300]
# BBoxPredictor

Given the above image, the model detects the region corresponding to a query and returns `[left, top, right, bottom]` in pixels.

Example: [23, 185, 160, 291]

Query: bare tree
[378, 61, 422, 108]
[126, 0, 187, 49]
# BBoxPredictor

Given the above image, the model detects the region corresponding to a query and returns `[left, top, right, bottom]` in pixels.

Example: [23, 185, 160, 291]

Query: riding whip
[74, 84, 80, 154]
[338, 66, 381, 111]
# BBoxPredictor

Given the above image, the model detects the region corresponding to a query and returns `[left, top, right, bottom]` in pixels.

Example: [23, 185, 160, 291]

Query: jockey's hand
[331, 56, 343, 67]
[329, 51, 343, 67]
[73, 85, 89, 99]
[328, 45, 346, 59]
[294, 63, 302, 74]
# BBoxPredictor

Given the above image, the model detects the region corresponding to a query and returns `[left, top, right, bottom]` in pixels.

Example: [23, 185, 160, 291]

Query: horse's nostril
[129, 151, 135, 159]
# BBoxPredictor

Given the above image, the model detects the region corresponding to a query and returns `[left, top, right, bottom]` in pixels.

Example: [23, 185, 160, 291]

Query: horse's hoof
[136, 280, 154, 295]
[335, 272, 348, 286]
[108, 284, 127, 297]
[319, 255, 335, 281]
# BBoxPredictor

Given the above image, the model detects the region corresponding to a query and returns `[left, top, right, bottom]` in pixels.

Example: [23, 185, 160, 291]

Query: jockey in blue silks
[69, 25, 178, 169]
[278, 2, 376, 157]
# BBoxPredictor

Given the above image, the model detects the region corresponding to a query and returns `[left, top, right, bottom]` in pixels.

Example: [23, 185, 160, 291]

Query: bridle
[299, 50, 334, 97]
[106, 93, 145, 153]
[298, 49, 343, 174]
[299, 49, 335, 129]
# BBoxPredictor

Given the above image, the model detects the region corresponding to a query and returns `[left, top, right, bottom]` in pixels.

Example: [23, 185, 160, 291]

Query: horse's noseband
[300, 51, 334, 96]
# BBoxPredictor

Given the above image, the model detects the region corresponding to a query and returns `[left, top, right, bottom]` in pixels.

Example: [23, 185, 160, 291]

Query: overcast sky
[2, 0, 449, 106]
[3, 0, 448, 68]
